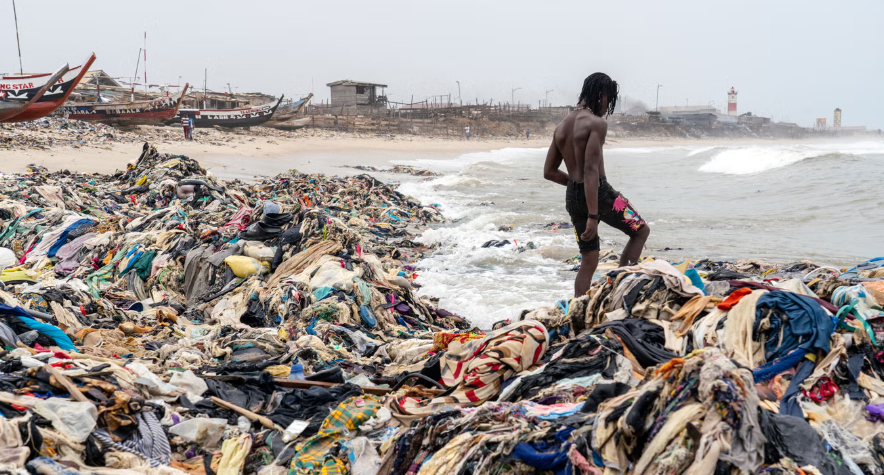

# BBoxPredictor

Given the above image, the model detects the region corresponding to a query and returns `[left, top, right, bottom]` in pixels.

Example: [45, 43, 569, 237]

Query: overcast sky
[3, 0, 881, 128]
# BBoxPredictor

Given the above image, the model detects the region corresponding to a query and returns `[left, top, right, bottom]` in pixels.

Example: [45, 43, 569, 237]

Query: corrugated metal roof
[326, 80, 388, 87]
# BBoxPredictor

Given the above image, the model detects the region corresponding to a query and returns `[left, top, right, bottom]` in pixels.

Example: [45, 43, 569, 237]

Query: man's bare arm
[543, 137, 569, 186]
[583, 120, 606, 215]
[580, 120, 606, 241]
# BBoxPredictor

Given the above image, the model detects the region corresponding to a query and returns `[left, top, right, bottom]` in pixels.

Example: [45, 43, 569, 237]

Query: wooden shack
[326, 80, 387, 115]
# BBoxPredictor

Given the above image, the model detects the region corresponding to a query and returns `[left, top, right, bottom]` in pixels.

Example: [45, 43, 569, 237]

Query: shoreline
[3, 125, 878, 176]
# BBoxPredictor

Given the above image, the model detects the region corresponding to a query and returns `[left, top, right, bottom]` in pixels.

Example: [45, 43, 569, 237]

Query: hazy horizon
[2, 0, 881, 129]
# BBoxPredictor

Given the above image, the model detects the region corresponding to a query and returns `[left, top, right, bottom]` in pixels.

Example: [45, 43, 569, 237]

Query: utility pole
[12, 0, 23, 74]
[456, 81, 462, 106]
[656, 84, 663, 111]
[545, 89, 554, 108]
[203, 68, 207, 109]
[511, 87, 521, 107]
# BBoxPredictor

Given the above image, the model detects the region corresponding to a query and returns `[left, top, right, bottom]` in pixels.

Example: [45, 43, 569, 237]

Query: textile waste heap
[0, 144, 883, 475]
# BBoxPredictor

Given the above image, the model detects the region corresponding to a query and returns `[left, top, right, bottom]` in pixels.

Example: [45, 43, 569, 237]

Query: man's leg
[619, 225, 650, 266]
[576, 250, 599, 297]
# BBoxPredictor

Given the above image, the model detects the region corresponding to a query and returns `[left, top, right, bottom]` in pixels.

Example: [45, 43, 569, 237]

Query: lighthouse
[727, 87, 738, 116]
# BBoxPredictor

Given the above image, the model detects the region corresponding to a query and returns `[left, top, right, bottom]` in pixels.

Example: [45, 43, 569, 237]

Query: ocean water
[394, 140, 884, 329]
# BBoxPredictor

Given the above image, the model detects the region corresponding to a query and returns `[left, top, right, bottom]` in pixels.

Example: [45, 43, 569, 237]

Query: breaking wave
[698, 142, 884, 175]
[686, 146, 722, 157]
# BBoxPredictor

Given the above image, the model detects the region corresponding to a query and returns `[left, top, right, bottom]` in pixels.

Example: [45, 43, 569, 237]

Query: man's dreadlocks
[578, 73, 619, 117]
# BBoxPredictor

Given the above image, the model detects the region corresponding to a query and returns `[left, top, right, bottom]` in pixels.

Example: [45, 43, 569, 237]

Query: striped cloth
[93, 411, 171, 467]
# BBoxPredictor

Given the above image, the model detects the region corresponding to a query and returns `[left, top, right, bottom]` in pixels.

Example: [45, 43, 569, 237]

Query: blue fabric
[359, 305, 377, 328]
[312, 286, 335, 301]
[535, 402, 584, 420]
[684, 268, 706, 295]
[263, 201, 281, 214]
[15, 314, 77, 351]
[780, 358, 816, 418]
[754, 291, 833, 361]
[0, 303, 33, 319]
[118, 245, 144, 275]
[511, 427, 574, 475]
[47, 219, 95, 258]
[752, 349, 809, 382]
[289, 363, 305, 380]
[840, 257, 884, 279]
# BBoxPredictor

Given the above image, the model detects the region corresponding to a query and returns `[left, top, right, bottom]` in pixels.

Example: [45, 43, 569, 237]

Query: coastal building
[658, 105, 716, 120]
[834, 108, 842, 128]
[738, 112, 771, 126]
[659, 105, 740, 126]
[326, 80, 388, 115]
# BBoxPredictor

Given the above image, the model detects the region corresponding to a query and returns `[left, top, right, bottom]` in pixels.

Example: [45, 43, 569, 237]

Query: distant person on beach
[180, 116, 190, 140]
[189, 117, 195, 140]
[526, 128, 531, 140]
[465, 125, 470, 140]
[543, 72, 649, 297]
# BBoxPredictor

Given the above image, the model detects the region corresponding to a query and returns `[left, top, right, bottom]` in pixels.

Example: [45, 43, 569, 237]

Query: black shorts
[566, 177, 646, 253]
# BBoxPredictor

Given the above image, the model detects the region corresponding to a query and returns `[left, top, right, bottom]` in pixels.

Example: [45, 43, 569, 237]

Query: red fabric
[718, 287, 753, 310]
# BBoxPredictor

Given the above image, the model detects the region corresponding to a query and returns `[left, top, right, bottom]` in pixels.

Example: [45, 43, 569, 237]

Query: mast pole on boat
[12, 0, 23, 74]
[132, 48, 142, 102]
[143, 32, 148, 96]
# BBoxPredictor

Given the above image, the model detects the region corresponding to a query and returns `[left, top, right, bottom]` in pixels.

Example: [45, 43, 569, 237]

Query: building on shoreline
[326, 80, 388, 116]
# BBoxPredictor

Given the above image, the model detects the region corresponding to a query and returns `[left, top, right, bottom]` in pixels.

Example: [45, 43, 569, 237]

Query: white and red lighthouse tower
[727, 87, 738, 116]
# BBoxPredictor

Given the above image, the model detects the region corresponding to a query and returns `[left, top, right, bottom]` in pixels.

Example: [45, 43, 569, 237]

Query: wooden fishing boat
[61, 84, 189, 126]
[176, 96, 283, 128]
[266, 93, 312, 124]
[266, 116, 311, 131]
[0, 64, 69, 122]
[0, 53, 96, 123]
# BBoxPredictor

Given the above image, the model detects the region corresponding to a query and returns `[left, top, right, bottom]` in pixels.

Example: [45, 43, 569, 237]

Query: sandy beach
[2, 124, 868, 178]
[0, 128, 535, 175]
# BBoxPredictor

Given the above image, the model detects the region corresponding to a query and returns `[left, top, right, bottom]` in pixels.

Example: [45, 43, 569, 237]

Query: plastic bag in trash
[34, 398, 98, 443]
[169, 418, 228, 449]
[342, 436, 381, 475]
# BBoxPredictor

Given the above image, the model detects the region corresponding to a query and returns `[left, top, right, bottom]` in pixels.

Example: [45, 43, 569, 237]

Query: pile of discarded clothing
[0, 143, 883, 475]
[346, 165, 439, 177]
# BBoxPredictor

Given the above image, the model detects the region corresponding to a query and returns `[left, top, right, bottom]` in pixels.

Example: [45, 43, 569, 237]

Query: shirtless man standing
[543, 73, 650, 297]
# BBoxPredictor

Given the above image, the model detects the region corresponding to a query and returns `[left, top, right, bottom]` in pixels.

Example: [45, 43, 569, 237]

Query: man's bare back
[542, 72, 650, 297]
[551, 109, 608, 184]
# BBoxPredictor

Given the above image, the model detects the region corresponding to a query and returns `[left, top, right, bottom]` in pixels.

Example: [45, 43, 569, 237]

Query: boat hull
[266, 116, 311, 131]
[0, 53, 96, 123]
[176, 96, 283, 128]
[62, 85, 189, 127]
[0, 64, 70, 122]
